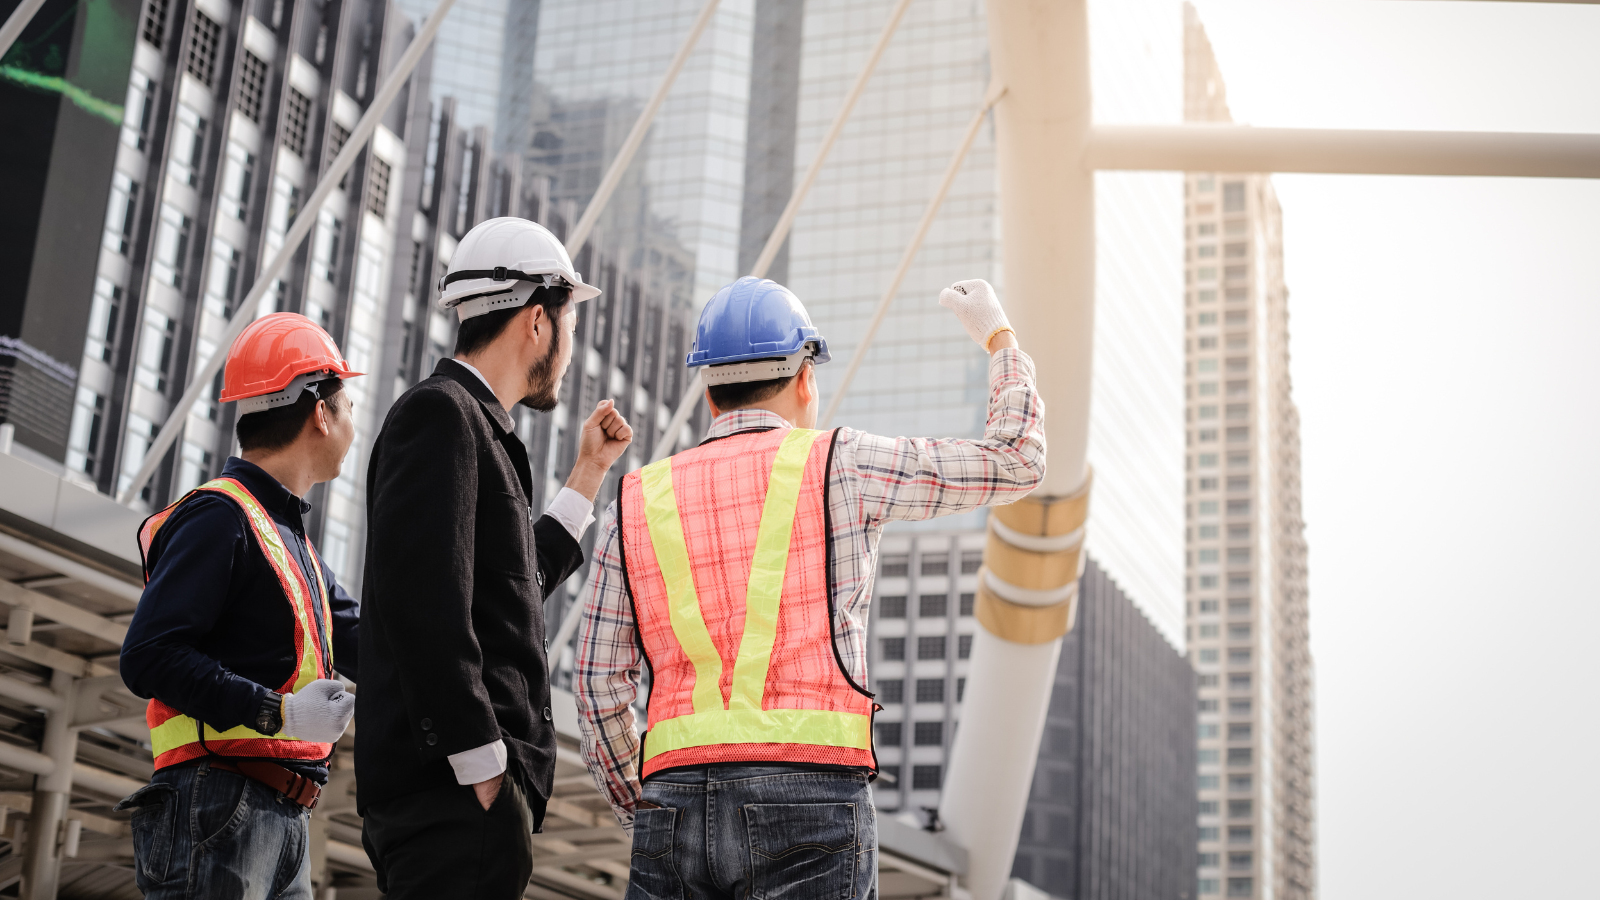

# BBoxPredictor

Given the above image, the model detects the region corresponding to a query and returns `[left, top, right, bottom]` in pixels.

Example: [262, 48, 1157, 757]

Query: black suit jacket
[355, 359, 584, 821]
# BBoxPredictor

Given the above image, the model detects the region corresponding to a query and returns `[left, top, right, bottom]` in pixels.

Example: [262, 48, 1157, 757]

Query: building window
[1228, 599, 1251, 616]
[1198, 524, 1219, 539]
[102, 172, 139, 254]
[312, 209, 342, 283]
[186, 12, 222, 87]
[1227, 624, 1250, 641]
[237, 52, 270, 122]
[151, 204, 192, 288]
[1199, 879, 1220, 896]
[919, 594, 947, 618]
[879, 596, 906, 618]
[1227, 646, 1250, 666]
[1225, 404, 1249, 421]
[1198, 548, 1218, 563]
[1225, 334, 1248, 351]
[1228, 673, 1251, 691]
[1227, 723, 1252, 741]
[1197, 358, 1217, 373]
[1199, 289, 1217, 303]
[121, 70, 155, 151]
[85, 279, 121, 363]
[915, 679, 944, 703]
[1229, 774, 1253, 793]
[881, 554, 908, 577]
[920, 553, 949, 576]
[1197, 312, 1217, 325]
[1228, 522, 1251, 537]
[1198, 775, 1219, 790]
[367, 157, 392, 217]
[1227, 573, 1251, 589]
[1198, 698, 1218, 712]
[177, 440, 214, 494]
[910, 765, 943, 791]
[878, 680, 903, 704]
[1199, 649, 1218, 664]
[876, 722, 902, 746]
[1198, 336, 1217, 350]
[135, 310, 176, 393]
[1226, 382, 1248, 400]
[1198, 429, 1217, 443]
[960, 551, 982, 574]
[912, 722, 942, 745]
[168, 105, 207, 187]
[1198, 800, 1218, 815]
[204, 240, 242, 319]
[1198, 381, 1217, 396]
[1198, 405, 1217, 420]
[1226, 877, 1253, 897]
[1226, 357, 1248, 374]
[1198, 575, 1218, 589]
[1197, 245, 1216, 258]
[1198, 600, 1219, 614]
[1198, 749, 1219, 764]
[1198, 501, 1218, 516]
[958, 634, 972, 659]
[956, 677, 965, 701]
[916, 636, 946, 660]
[66, 388, 106, 475]
[1225, 427, 1249, 444]
[1198, 723, 1218, 739]
[1198, 266, 1216, 282]
[1227, 547, 1250, 564]
[1228, 698, 1252, 715]
[1222, 182, 1246, 212]
[881, 638, 905, 661]
[959, 593, 974, 616]
[327, 122, 352, 187]
[142, 0, 169, 47]
[1226, 500, 1250, 516]
[220, 142, 255, 221]
[1227, 748, 1252, 766]
[283, 89, 312, 156]
[1198, 624, 1219, 639]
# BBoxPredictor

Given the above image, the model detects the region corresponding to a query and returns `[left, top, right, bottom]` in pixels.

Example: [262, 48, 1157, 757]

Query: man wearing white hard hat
[357, 218, 633, 898]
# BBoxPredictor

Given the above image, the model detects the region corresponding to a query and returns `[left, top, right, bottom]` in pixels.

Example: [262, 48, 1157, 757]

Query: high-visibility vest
[136, 477, 336, 769]
[619, 427, 876, 777]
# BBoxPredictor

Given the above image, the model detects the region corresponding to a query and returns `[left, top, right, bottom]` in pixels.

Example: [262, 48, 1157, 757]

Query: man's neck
[241, 450, 314, 499]
[454, 353, 522, 411]
[719, 404, 797, 427]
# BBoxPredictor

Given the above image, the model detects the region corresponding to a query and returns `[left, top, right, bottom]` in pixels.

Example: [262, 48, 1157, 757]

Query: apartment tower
[1183, 6, 1317, 898]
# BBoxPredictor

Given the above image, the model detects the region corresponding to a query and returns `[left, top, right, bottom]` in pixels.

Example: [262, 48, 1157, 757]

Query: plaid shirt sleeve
[840, 347, 1047, 524]
[572, 503, 645, 830]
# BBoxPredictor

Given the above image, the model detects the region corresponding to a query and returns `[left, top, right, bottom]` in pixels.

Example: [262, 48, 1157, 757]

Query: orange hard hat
[220, 313, 362, 414]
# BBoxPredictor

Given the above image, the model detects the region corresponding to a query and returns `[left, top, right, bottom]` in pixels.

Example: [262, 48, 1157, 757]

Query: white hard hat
[437, 217, 600, 320]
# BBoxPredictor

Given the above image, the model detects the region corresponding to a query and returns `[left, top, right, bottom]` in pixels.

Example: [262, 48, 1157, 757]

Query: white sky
[1185, 2, 1600, 897]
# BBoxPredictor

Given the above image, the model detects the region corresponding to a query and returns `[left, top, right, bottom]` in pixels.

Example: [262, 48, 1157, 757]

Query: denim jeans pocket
[626, 806, 683, 900]
[744, 802, 858, 900]
[117, 782, 180, 887]
[192, 768, 250, 846]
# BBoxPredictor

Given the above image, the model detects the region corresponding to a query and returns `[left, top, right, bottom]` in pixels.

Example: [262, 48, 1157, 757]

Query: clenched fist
[565, 399, 633, 501]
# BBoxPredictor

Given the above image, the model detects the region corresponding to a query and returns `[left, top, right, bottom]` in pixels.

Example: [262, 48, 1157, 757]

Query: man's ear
[795, 363, 817, 407]
[311, 400, 333, 438]
[525, 301, 546, 340]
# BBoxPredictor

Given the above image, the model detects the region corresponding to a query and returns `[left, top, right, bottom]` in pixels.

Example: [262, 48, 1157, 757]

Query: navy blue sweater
[120, 457, 359, 780]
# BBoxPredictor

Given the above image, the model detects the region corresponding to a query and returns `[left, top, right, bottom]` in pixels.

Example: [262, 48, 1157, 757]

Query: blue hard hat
[686, 277, 831, 369]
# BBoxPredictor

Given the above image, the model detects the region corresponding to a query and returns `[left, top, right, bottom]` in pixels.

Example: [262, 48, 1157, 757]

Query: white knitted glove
[938, 279, 1014, 351]
[282, 679, 355, 742]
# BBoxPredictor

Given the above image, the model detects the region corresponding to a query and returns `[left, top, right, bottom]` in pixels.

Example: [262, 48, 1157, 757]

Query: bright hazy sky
[1185, 2, 1600, 897]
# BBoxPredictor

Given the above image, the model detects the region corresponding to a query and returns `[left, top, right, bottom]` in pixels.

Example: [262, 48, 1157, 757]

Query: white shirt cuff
[545, 487, 597, 541]
[447, 739, 508, 785]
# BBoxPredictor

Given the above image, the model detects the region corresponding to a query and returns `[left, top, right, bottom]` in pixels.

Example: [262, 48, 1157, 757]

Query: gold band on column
[976, 468, 1093, 644]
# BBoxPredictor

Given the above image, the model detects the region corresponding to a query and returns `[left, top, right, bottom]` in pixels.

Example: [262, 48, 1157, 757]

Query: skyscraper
[1183, 6, 1317, 898]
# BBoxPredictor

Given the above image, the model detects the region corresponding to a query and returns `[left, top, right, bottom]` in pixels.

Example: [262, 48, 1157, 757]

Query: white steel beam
[118, 0, 461, 506]
[1086, 124, 1600, 178]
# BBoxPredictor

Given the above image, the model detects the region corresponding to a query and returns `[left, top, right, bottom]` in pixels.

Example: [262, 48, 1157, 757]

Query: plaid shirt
[573, 348, 1046, 827]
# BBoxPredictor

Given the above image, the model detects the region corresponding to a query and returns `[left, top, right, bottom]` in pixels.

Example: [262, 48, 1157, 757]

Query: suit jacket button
[421, 718, 433, 730]
[542, 707, 552, 721]
[426, 733, 438, 746]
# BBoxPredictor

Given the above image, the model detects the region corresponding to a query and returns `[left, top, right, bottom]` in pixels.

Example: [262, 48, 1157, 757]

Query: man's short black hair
[705, 359, 813, 412]
[235, 378, 346, 453]
[453, 286, 572, 357]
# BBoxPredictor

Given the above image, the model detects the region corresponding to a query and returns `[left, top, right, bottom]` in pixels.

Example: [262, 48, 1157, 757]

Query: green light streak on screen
[0, 64, 123, 125]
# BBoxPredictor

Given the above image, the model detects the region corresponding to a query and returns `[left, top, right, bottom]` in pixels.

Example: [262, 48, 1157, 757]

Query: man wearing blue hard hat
[574, 275, 1046, 898]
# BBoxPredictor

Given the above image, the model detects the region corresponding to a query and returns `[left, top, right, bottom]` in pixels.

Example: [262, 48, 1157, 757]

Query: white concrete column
[23, 670, 79, 900]
[939, 1, 1095, 898]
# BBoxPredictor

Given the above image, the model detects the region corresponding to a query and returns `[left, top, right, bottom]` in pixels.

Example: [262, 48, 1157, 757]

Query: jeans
[626, 765, 877, 900]
[114, 762, 312, 900]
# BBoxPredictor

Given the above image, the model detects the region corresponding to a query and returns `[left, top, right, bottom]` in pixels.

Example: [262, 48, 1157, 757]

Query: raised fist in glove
[283, 678, 355, 742]
[939, 279, 1014, 352]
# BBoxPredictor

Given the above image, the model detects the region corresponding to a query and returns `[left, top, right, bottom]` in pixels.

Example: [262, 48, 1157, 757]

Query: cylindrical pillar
[24, 670, 79, 900]
[938, 1, 1095, 898]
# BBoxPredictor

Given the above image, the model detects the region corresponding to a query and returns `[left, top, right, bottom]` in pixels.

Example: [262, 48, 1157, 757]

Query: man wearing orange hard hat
[116, 312, 364, 900]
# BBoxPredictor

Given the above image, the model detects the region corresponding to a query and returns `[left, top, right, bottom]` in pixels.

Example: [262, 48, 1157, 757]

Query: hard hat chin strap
[235, 371, 333, 415]
[700, 345, 818, 386]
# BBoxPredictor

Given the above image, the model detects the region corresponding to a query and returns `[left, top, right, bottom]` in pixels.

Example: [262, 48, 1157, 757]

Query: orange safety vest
[619, 427, 876, 778]
[136, 477, 336, 769]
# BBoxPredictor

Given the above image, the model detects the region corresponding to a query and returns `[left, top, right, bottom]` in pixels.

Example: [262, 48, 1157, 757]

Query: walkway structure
[0, 0, 1595, 897]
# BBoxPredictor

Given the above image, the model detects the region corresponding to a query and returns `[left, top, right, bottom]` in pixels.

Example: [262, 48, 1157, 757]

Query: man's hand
[281, 679, 355, 742]
[939, 279, 1016, 352]
[472, 772, 504, 811]
[565, 399, 633, 501]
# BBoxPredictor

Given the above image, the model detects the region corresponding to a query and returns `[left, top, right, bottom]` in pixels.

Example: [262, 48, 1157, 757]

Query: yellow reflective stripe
[201, 479, 325, 691]
[150, 713, 289, 756]
[303, 543, 334, 687]
[640, 457, 725, 715]
[728, 429, 824, 710]
[643, 708, 870, 761]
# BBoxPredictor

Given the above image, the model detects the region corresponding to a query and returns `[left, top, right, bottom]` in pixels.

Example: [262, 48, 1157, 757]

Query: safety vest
[136, 477, 336, 769]
[619, 427, 875, 777]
